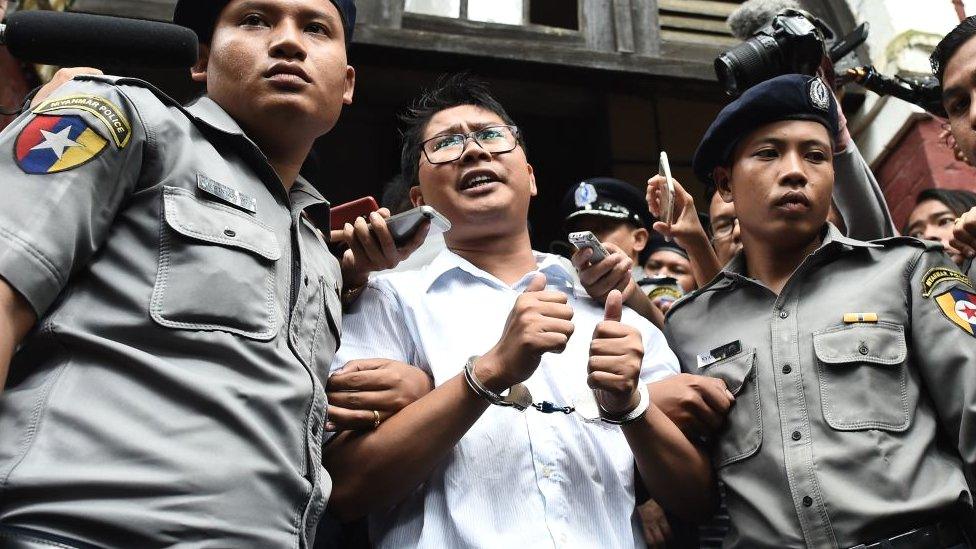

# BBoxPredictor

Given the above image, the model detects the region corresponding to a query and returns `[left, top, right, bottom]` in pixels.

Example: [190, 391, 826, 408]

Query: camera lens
[715, 34, 782, 96]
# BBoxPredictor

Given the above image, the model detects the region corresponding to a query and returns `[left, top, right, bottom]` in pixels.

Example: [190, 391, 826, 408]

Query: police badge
[808, 77, 831, 112]
[574, 182, 598, 209]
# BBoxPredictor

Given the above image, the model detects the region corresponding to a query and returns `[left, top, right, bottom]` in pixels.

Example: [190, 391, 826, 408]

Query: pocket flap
[813, 323, 907, 366]
[701, 349, 756, 396]
[163, 186, 281, 261]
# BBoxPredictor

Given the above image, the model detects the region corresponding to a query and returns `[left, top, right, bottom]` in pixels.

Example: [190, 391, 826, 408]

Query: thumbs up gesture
[588, 290, 645, 416]
[474, 274, 576, 393]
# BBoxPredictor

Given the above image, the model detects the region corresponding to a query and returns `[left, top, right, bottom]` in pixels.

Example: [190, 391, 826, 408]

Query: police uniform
[0, 2, 354, 543]
[665, 75, 976, 548]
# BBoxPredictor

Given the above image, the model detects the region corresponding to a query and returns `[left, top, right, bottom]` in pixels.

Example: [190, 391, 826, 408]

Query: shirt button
[858, 344, 869, 355]
[782, 364, 792, 374]
[779, 310, 789, 319]
[223, 228, 237, 238]
[792, 431, 802, 441]
[802, 496, 814, 507]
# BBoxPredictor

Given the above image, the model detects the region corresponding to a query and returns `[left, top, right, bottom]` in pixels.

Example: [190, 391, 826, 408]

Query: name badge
[697, 340, 742, 369]
[197, 174, 257, 214]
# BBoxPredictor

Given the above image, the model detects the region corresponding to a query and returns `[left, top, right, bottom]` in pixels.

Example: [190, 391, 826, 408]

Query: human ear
[190, 43, 210, 83]
[632, 228, 649, 253]
[409, 185, 425, 207]
[713, 166, 734, 204]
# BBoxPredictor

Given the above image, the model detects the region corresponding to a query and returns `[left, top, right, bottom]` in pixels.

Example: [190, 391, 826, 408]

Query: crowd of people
[1, 0, 976, 548]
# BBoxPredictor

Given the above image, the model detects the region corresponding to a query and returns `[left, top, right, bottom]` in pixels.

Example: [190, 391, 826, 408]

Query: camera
[715, 9, 832, 97]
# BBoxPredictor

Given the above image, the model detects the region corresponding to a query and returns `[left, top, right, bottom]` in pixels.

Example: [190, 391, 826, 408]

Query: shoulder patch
[32, 95, 131, 149]
[15, 114, 108, 174]
[934, 287, 976, 337]
[922, 267, 973, 298]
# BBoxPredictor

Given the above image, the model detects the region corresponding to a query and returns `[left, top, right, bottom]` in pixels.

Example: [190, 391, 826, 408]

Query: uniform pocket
[813, 322, 911, 432]
[700, 349, 761, 468]
[151, 186, 281, 340]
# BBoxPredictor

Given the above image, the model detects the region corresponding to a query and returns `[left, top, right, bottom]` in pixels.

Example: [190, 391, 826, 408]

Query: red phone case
[330, 196, 379, 231]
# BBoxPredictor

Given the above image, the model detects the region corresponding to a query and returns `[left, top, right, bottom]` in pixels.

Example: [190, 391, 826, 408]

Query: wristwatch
[599, 383, 650, 425]
[463, 355, 533, 411]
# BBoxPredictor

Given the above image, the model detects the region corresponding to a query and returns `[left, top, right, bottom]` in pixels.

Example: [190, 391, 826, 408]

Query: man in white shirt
[323, 74, 713, 548]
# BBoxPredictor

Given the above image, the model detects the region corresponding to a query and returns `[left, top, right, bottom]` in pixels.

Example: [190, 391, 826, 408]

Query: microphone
[727, 0, 800, 39]
[0, 10, 198, 68]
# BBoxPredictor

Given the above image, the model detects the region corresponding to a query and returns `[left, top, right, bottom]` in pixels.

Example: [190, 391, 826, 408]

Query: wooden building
[6, 0, 864, 249]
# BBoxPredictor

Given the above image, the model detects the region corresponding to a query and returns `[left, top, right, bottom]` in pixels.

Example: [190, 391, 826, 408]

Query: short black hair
[932, 15, 976, 84]
[916, 188, 976, 217]
[399, 73, 523, 188]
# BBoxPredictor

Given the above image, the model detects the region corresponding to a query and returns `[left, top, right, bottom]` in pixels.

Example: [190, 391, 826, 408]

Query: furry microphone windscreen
[727, 0, 801, 39]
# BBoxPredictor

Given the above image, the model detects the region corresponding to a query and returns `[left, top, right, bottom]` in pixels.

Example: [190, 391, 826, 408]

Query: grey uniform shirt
[0, 76, 341, 548]
[664, 224, 976, 548]
[832, 142, 897, 241]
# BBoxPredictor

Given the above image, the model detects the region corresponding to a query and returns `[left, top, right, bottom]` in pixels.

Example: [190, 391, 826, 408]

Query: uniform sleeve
[832, 143, 896, 241]
[967, 258, 975, 287]
[330, 280, 421, 374]
[0, 77, 146, 316]
[624, 308, 679, 384]
[909, 249, 976, 470]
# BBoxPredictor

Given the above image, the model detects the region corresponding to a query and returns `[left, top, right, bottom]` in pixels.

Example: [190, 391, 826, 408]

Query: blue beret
[692, 74, 839, 188]
[174, 0, 356, 44]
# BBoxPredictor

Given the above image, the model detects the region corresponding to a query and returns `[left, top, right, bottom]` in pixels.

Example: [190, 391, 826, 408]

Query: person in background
[905, 188, 976, 268]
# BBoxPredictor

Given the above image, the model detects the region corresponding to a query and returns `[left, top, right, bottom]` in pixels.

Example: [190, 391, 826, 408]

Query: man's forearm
[324, 373, 490, 520]
[681, 230, 723, 288]
[623, 398, 715, 521]
[0, 279, 37, 392]
[625, 289, 666, 329]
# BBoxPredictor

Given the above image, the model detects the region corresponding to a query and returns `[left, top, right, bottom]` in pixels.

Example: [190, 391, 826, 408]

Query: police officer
[665, 74, 976, 548]
[0, 1, 424, 547]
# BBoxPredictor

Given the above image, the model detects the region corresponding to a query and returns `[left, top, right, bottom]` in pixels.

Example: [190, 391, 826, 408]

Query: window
[404, 0, 578, 30]
[658, 0, 743, 47]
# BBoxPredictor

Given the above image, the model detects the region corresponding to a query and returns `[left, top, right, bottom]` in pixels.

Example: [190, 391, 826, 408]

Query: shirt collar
[185, 96, 249, 137]
[717, 223, 880, 287]
[423, 248, 577, 293]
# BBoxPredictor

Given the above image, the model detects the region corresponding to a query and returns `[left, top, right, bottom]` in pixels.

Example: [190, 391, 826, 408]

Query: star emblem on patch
[934, 287, 976, 336]
[15, 114, 108, 175]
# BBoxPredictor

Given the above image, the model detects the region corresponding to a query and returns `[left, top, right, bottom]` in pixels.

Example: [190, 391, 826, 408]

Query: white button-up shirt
[332, 249, 679, 549]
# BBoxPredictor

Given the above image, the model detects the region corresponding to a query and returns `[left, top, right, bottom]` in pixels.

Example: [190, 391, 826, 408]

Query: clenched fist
[475, 273, 575, 392]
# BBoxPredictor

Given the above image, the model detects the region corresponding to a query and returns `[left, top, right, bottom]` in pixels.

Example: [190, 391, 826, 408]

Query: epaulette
[869, 235, 944, 252]
[74, 75, 185, 110]
[664, 273, 733, 320]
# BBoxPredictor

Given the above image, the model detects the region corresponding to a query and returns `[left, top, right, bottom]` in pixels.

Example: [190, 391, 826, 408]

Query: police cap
[561, 177, 653, 231]
[174, 0, 357, 45]
[692, 74, 839, 189]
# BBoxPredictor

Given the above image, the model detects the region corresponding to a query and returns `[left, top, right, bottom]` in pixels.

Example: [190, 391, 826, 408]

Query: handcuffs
[463, 355, 649, 425]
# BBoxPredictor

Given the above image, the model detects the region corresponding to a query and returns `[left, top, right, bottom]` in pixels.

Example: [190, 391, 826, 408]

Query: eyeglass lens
[424, 126, 518, 164]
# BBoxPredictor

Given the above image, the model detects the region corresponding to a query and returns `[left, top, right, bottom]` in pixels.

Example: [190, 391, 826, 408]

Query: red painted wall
[877, 116, 976, 230]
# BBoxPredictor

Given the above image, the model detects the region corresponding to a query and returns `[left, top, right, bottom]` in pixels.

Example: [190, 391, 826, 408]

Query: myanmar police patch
[15, 115, 108, 175]
[934, 287, 976, 337]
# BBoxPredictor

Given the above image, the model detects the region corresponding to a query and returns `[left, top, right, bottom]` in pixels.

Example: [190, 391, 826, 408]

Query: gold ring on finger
[372, 410, 381, 429]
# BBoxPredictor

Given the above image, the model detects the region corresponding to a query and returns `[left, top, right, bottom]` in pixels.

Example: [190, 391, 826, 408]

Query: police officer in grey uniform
[0, 0, 421, 547]
[665, 74, 976, 548]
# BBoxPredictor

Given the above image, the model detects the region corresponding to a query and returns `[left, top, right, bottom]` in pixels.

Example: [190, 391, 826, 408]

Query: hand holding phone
[569, 231, 610, 263]
[330, 196, 379, 232]
[658, 151, 676, 239]
[385, 205, 452, 247]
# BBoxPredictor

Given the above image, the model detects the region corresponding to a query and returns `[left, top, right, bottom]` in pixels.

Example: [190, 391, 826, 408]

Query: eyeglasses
[420, 125, 521, 164]
[710, 217, 738, 241]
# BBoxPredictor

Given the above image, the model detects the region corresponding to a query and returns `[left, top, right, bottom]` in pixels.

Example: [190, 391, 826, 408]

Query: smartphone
[568, 231, 609, 263]
[330, 196, 379, 231]
[385, 205, 451, 246]
[658, 151, 676, 235]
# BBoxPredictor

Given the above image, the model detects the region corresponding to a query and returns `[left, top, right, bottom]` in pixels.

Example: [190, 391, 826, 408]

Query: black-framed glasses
[420, 125, 521, 164]
[710, 217, 738, 241]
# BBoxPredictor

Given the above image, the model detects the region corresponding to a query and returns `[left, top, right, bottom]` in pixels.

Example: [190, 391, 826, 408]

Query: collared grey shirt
[967, 257, 975, 286]
[664, 224, 976, 548]
[0, 76, 341, 548]
[832, 143, 897, 241]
